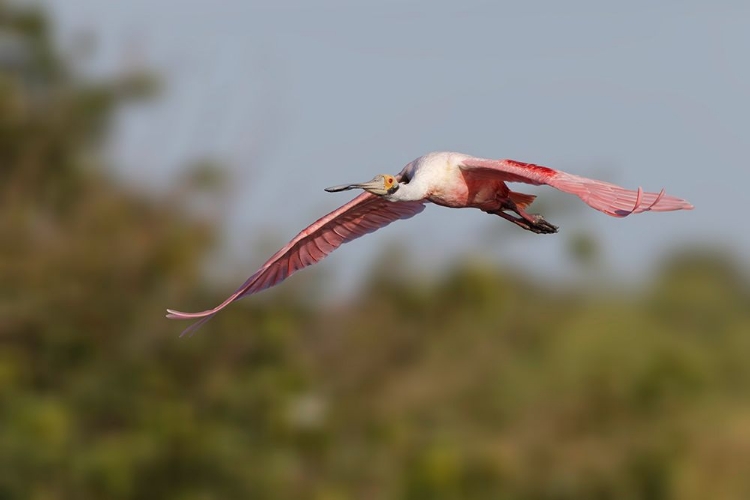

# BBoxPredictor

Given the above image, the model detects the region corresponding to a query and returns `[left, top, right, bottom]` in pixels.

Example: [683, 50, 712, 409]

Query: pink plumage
[461, 158, 694, 217]
[167, 192, 425, 336]
[168, 151, 693, 336]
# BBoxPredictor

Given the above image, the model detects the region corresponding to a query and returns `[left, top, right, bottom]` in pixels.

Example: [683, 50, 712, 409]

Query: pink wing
[167, 192, 426, 336]
[460, 158, 694, 217]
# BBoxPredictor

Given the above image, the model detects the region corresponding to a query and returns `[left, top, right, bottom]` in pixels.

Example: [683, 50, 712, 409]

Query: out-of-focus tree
[0, 4, 217, 498]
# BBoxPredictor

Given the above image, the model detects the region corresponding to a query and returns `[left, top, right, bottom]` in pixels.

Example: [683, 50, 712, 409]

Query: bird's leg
[492, 199, 559, 234]
[491, 210, 536, 232]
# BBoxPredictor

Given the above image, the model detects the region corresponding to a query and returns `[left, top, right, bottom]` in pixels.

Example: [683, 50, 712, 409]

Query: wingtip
[657, 187, 694, 212]
[166, 308, 191, 320]
[661, 191, 695, 212]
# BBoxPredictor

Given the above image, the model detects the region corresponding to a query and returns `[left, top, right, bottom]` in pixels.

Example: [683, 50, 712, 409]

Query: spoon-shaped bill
[324, 176, 385, 193]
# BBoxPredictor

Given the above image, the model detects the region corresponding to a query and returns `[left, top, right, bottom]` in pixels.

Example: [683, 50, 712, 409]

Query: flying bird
[168, 151, 693, 335]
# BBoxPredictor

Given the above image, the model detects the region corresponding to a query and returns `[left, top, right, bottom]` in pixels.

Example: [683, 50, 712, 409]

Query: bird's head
[325, 174, 399, 197]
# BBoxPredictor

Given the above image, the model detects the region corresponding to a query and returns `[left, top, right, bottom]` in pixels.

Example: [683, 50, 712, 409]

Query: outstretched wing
[168, 193, 426, 336]
[460, 158, 694, 217]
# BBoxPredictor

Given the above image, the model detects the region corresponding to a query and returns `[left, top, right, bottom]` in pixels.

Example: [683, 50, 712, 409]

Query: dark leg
[488, 200, 559, 234]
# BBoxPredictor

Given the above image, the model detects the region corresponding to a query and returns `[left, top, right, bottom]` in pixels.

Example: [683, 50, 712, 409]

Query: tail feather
[508, 191, 537, 210]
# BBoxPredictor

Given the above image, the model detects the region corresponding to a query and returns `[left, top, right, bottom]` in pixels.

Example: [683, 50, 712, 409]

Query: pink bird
[168, 151, 693, 335]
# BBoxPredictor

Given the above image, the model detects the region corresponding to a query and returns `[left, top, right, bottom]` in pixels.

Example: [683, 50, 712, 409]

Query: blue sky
[44, 0, 749, 294]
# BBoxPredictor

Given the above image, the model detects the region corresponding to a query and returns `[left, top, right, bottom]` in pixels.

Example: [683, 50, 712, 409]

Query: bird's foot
[490, 209, 559, 234]
[527, 214, 558, 234]
[495, 199, 558, 235]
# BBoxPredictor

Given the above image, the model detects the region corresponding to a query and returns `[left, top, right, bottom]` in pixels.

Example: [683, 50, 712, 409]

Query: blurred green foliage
[2, 4, 749, 499]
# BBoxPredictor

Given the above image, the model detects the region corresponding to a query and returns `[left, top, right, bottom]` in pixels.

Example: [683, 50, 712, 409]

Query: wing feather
[460, 158, 693, 217]
[167, 192, 426, 336]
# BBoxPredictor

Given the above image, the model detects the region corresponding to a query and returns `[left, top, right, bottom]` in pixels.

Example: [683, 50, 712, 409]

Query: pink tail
[551, 172, 694, 217]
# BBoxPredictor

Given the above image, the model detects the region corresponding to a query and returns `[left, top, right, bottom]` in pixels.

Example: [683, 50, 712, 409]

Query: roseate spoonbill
[168, 151, 693, 335]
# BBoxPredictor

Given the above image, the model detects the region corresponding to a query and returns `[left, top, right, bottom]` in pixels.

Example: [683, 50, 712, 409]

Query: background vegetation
[2, 4, 748, 499]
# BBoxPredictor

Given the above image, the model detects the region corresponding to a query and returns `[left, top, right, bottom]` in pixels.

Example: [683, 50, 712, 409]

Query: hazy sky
[44, 0, 749, 293]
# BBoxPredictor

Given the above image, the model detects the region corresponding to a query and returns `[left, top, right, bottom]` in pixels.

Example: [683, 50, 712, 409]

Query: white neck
[385, 181, 428, 202]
